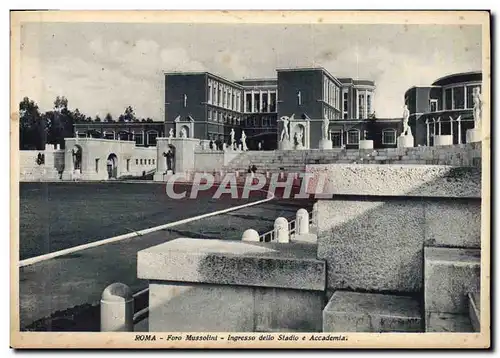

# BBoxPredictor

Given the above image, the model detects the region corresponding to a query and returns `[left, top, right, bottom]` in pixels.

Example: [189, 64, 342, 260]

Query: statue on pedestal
[401, 105, 412, 136]
[230, 128, 235, 149]
[473, 87, 482, 129]
[163, 146, 175, 173]
[241, 130, 248, 151]
[179, 127, 187, 138]
[279, 116, 290, 142]
[322, 115, 330, 140]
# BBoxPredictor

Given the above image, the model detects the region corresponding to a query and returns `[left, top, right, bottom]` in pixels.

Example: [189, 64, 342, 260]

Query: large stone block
[306, 164, 481, 198]
[323, 291, 422, 332]
[424, 201, 481, 248]
[424, 247, 480, 314]
[425, 312, 473, 332]
[138, 238, 326, 291]
[316, 199, 425, 293]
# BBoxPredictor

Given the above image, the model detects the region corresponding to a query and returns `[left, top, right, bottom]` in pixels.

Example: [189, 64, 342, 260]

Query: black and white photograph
[10, 10, 490, 349]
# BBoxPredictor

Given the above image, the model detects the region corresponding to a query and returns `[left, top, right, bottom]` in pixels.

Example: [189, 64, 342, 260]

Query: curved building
[404, 71, 482, 146]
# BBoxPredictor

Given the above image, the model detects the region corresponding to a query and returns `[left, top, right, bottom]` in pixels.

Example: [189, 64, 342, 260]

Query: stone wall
[305, 164, 481, 295]
[20, 148, 65, 181]
[193, 151, 226, 172]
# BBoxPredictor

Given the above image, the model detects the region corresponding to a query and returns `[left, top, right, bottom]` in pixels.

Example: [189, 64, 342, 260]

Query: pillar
[426, 119, 430, 146]
[242, 229, 260, 242]
[100, 283, 134, 332]
[296, 209, 309, 235]
[274, 217, 289, 243]
[457, 116, 462, 144]
[154, 137, 169, 181]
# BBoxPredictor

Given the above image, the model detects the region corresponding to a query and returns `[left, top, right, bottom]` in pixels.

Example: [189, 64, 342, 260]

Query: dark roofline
[276, 67, 343, 86]
[431, 71, 482, 86]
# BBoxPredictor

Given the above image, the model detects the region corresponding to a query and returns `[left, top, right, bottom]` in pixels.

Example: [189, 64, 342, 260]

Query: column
[243, 92, 247, 113]
[457, 116, 462, 144]
[267, 90, 270, 112]
[251, 90, 255, 113]
[437, 117, 442, 135]
[365, 90, 368, 119]
[259, 90, 263, 113]
[426, 119, 430, 146]
[450, 116, 454, 144]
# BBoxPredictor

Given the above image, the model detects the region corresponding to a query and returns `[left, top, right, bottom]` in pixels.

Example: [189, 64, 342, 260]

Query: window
[347, 130, 360, 145]
[343, 113, 348, 119]
[246, 93, 252, 112]
[382, 129, 397, 145]
[331, 131, 342, 147]
[208, 82, 212, 104]
[148, 159, 151, 165]
[147, 131, 158, 146]
[444, 88, 452, 110]
[270, 92, 277, 112]
[254, 93, 260, 112]
[135, 133, 143, 146]
[218, 87, 222, 106]
[208, 109, 212, 121]
[152, 159, 155, 165]
[430, 99, 438, 112]
[367, 95, 372, 116]
[358, 94, 365, 119]
[126, 159, 130, 172]
[136, 159, 139, 165]
[453, 86, 465, 109]
[262, 93, 268, 112]
[343, 91, 348, 117]
[213, 85, 217, 105]
[95, 159, 99, 173]
[297, 91, 302, 106]
[140, 159, 143, 165]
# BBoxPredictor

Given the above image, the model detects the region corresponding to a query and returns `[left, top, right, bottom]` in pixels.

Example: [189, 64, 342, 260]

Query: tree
[54, 96, 68, 112]
[19, 97, 45, 149]
[94, 115, 102, 122]
[146, 117, 153, 122]
[104, 113, 113, 122]
[118, 106, 136, 122]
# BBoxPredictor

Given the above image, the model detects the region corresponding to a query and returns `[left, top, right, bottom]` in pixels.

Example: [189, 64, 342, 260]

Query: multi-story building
[404, 71, 482, 146]
[73, 67, 404, 150]
[164, 67, 402, 149]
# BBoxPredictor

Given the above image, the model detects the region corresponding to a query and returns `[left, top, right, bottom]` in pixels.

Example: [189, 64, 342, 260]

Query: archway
[179, 125, 190, 138]
[107, 153, 118, 179]
[292, 124, 306, 149]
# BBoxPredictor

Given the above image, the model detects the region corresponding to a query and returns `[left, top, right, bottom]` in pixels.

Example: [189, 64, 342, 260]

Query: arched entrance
[107, 153, 118, 179]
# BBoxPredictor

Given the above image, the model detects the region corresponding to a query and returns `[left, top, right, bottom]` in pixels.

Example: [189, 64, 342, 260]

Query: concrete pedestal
[359, 140, 374, 150]
[154, 137, 198, 181]
[318, 139, 333, 150]
[466, 128, 482, 143]
[433, 135, 453, 146]
[397, 134, 414, 148]
[278, 140, 293, 150]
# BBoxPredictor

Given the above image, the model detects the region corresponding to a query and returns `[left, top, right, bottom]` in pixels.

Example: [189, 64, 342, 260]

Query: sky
[18, 22, 482, 119]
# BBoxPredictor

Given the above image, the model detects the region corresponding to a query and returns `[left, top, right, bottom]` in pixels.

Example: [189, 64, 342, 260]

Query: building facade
[164, 67, 402, 150]
[404, 71, 482, 146]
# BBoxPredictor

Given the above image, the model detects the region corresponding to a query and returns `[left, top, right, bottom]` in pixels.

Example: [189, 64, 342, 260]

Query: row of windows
[207, 79, 242, 112]
[244, 90, 277, 113]
[323, 76, 341, 110]
[357, 91, 373, 119]
[135, 158, 155, 166]
[443, 84, 481, 111]
[323, 107, 341, 120]
[77, 130, 159, 146]
[208, 109, 242, 125]
[330, 129, 397, 147]
[244, 116, 274, 127]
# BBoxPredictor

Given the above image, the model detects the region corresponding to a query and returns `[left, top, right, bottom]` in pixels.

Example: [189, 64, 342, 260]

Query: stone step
[425, 312, 474, 332]
[424, 247, 480, 315]
[469, 292, 480, 332]
[322, 291, 422, 333]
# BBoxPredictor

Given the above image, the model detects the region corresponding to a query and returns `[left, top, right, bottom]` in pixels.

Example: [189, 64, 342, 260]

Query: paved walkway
[19, 199, 312, 329]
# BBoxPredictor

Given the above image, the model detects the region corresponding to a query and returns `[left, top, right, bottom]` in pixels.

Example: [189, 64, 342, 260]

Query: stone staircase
[322, 246, 481, 333]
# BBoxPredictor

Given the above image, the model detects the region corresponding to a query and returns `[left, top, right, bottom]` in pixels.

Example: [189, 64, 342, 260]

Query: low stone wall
[20, 149, 65, 181]
[193, 151, 226, 171]
[305, 164, 481, 295]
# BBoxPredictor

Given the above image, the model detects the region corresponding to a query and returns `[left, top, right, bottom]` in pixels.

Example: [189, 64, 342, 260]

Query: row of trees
[19, 96, 155, 150]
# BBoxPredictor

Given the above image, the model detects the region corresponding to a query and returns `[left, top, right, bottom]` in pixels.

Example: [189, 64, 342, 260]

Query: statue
[163, 148, 175, 173]
[279, 116, 290, 142]
[401, 105, 411, 136]
[473, 87, 482, 129]
[241, 130, 248, 151]
[230, 128, 235, 148]
[168, 128, 174, 139]
[71, 147, 81, 170]
[179, 127, 187, 138]
[322, 115, 330, 140]
[294, 128, 304, 149]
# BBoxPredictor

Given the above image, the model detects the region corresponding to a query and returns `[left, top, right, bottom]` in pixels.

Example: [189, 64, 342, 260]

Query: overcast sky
[18, 22, 482, 119]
